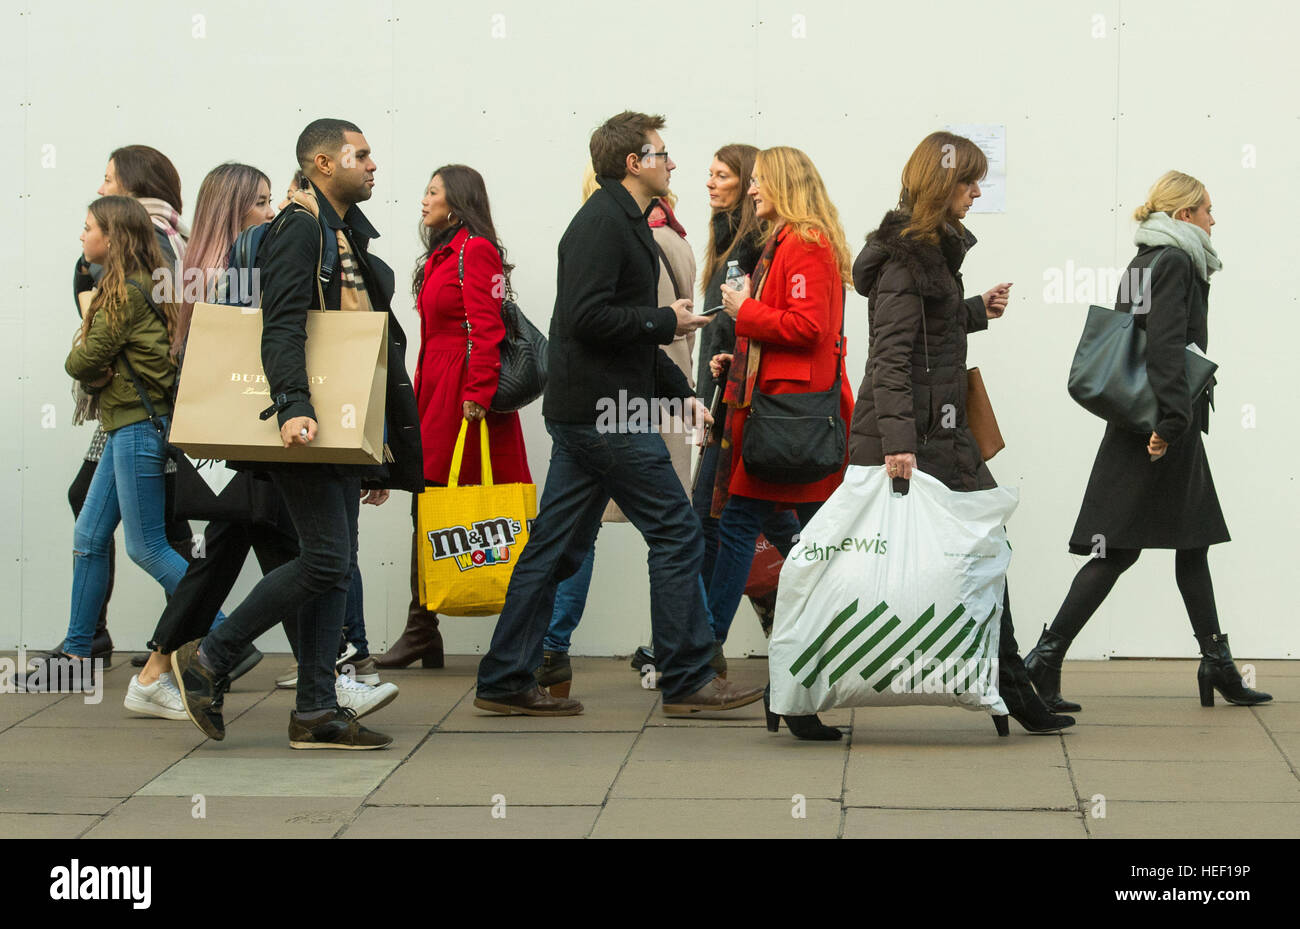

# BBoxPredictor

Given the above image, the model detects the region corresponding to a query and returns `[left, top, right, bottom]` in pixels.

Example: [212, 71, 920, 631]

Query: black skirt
[1068, 401, 1228, 554]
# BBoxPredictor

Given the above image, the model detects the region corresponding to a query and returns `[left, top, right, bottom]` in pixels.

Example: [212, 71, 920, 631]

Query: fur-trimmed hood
[854, 209, 976, 299]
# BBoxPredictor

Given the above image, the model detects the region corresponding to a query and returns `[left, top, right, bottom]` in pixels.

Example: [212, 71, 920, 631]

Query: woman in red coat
[376, 165, 532, 669]
[709, 146, 854, 739]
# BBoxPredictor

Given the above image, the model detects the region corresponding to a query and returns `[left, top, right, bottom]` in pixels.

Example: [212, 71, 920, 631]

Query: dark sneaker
[288, 707, 393, 750]
[630, 644, 655, 672]
[227, 645, 264, 684]
[170, 639, 229, 741]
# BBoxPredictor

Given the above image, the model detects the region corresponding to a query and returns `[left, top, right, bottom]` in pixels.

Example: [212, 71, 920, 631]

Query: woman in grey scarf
[1027, 170, 1270, 712]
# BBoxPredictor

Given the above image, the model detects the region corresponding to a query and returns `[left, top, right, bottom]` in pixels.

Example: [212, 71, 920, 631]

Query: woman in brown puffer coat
[849, 130, 1073, 734]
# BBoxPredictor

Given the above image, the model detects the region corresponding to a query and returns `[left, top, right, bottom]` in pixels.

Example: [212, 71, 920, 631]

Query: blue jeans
[544, 542, 596, 653]
[65, 418, 190, 656]
[202, 470, 359, 713]
[707, 494, 822, 644]
[476, 421, 717, 702]
[691, 437, 801, 596]
[343, 560, 369, 659]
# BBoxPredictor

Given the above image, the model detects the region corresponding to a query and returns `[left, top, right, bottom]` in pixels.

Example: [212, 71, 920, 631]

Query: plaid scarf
[288, 187, 373, 312]
[710, 232, 778, 517]
[136, 197, 189, 263]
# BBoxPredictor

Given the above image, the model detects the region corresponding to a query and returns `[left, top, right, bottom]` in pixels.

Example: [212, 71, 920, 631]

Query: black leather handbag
[741, 288, 846, 484]
[458, 236, 548, 413]
[1068, 248, 1218, 434]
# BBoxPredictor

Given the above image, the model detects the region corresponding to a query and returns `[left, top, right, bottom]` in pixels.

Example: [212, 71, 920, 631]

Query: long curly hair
[79, 196, 178, 347]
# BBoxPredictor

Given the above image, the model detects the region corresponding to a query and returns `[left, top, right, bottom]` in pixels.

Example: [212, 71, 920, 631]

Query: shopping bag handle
[448, 419, 494, 488]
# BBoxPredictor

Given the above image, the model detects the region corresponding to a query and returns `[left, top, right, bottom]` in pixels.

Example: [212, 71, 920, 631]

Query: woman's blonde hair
[753, 146, 851, 283]
[1133, 170, 1207, 222]
[80, 196, 178, 348]
[898, 131, 987, 245]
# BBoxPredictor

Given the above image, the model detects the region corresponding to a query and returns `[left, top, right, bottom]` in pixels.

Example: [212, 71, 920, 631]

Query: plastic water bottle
[724, 260, 744, 291]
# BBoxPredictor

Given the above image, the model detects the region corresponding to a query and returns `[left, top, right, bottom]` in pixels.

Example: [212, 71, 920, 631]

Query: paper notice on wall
[944, 124, 1006, 213]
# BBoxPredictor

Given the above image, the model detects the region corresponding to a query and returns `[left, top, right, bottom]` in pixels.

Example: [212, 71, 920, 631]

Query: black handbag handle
[1124, 248, 1166, 325]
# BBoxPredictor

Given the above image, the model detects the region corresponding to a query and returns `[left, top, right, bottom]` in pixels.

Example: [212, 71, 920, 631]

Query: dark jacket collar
[596, 175, 654, 220]
[308, 180, 380, 242]
[859, 209, 975, 298]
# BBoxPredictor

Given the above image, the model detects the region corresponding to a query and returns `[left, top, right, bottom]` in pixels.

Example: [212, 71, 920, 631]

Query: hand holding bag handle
[447, 418, 494, 489]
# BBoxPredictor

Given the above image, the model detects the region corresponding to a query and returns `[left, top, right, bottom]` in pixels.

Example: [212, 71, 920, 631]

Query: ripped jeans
[64, 418, 190, 656]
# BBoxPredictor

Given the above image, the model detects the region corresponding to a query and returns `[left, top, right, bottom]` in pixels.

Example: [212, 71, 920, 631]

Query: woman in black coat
[849, 131, 1074, 734]
[1026, 171, 1270, 711]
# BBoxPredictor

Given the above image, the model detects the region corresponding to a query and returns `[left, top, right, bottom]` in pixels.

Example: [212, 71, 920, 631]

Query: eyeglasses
[641, 150, 669, 160]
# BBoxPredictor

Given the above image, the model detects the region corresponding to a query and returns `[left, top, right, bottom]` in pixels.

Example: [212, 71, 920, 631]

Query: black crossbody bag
[741, 285, 847, 484]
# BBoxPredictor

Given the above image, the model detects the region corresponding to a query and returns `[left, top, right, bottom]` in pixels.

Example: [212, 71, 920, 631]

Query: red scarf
[710, 232, 779, 517]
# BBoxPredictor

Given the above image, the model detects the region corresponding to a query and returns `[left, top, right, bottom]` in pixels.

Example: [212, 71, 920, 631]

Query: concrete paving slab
[844, 751, 1077, 810]
[342, 804, 600, 838]
[1254, 702, 1300, 733]
[611, 726, 846, 800]
[850, 726, 1071, 758]
[0, 754, 179, 814]
[1070, 759, 1300, 803]
[83, 796, 362, 838]
[369, 731, 638, 806]
[1267, 730, 1300, 768]
[0, 812, 102, 838]
[0, 721, 204, 760]
[591, 798, 840, 838]
[843, 808, 1087, 839]
[1065, 722, 1282, 763]
[0, 692, 72, 731]
[440, 675, 658, 733]
[136, 755, 401, 798]
[1085, 800, 1300, 839]
[1062, 696, 1268, 728]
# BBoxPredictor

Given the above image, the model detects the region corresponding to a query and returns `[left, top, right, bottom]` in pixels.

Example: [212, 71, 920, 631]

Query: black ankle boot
[1196, 633, 1272, 706]
[1000, 656, 1075, 733]
[1024, 626, 1082, 713]
[762, 685, 842, 741]
[534, 650, 572, 698]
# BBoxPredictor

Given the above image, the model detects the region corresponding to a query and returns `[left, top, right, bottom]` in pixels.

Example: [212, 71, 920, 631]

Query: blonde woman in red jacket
[709, 146, 854, 740]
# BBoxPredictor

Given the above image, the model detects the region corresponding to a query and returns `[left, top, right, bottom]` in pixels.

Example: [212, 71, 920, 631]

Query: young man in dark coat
[474, 111, 764, 717]
[172, 118, 423, 749]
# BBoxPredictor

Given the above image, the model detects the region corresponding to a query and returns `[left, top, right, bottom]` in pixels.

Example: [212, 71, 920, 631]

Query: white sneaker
[276, 664, 297, 689]
[337, 655, 381, 685]
[124, 672, 189, 721]
[335, 674, 398, 719]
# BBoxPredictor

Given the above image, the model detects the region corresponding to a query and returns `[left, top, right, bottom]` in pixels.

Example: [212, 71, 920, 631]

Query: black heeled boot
[1024, 626, 1082, 713]
[1000, 656, 1075, 734]
[763, 685, 842, 741]
[1196, 633, 1272, 706]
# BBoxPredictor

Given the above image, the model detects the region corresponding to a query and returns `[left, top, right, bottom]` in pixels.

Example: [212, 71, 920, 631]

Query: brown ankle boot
[375, 532, 446, 669]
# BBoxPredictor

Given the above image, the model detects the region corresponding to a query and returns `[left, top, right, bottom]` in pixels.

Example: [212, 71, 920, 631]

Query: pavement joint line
[584, 679, 661, 839]
[841, 804, 1083, 812]
[1250, 706, 1300, 783]
[330, 677, 477, 838]
[838, 708, 855, 838]
[0, 691, 76, 736]
[1059, 730, 1091, 838]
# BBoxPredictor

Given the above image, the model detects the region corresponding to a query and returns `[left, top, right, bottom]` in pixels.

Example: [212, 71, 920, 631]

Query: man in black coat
[173, 118, 421, 750]
[474, 111, 764, 716]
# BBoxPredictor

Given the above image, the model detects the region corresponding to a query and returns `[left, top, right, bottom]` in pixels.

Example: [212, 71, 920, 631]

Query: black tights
[1048, 547, 1221, 643]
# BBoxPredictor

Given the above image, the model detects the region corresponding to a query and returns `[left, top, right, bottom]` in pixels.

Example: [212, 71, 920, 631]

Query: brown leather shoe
[474, 685, 584, 717]
[662, 676, 764, 716]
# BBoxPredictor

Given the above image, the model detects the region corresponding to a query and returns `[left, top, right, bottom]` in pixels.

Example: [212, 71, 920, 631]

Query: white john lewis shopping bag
[769, 466, 1018, 718]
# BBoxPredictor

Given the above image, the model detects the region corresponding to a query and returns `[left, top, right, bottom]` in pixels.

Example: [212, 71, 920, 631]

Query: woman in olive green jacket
[28, 197, 189, 682]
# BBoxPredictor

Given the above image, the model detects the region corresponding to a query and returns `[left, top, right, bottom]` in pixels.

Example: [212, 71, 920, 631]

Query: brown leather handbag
[966, 367, 1005, 461]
